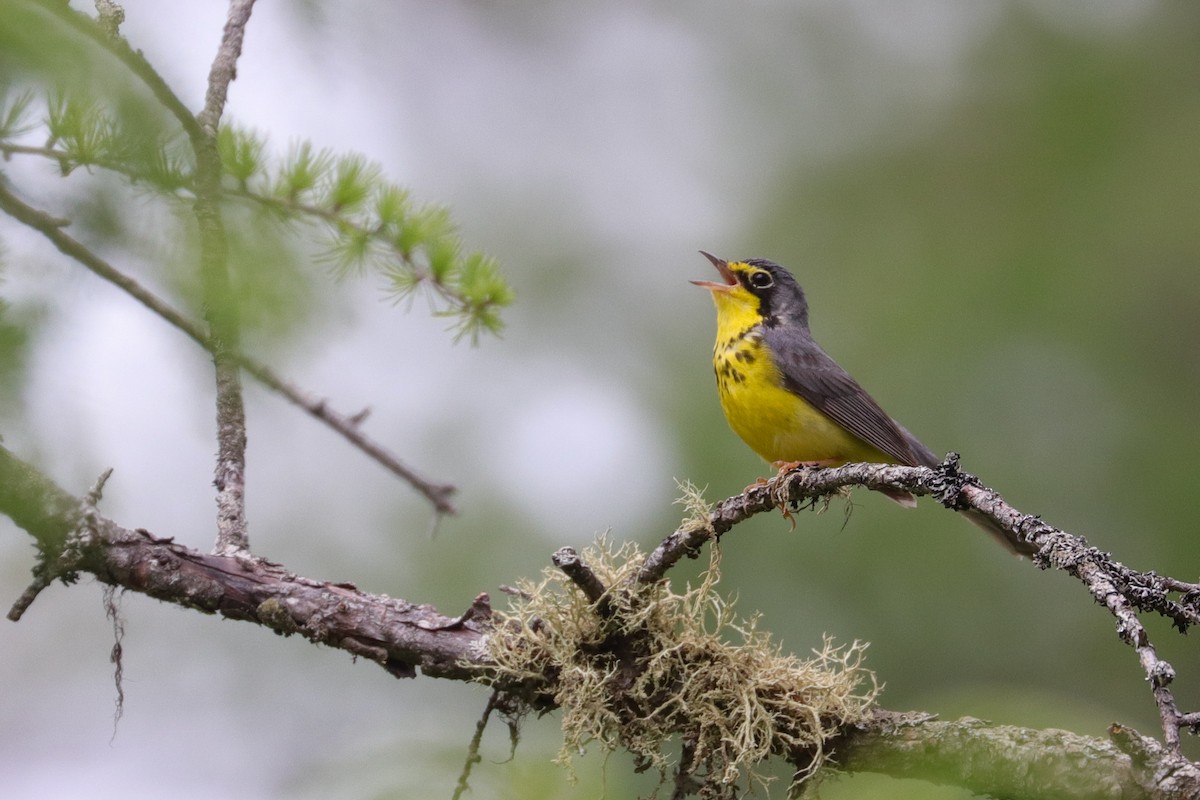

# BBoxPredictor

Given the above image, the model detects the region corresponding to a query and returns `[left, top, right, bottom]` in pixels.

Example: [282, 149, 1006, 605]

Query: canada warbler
[693, 251, 1034, 556]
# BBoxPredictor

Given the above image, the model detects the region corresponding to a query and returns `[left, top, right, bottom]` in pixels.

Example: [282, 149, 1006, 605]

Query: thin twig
[1075, 553, 1185, 751]
[552, 546, 617, 620]
[193, 0, 257, 555]
[0, 178, 455, 513]
[552, 546, 609, 605]
[6, 571, 54, 622]
[452, 689, 501, 800]
[7, 466, 111, 621]
[196, 0, 255, 138]
[0, 142, 75, 162]
[243, 365, 456, 514]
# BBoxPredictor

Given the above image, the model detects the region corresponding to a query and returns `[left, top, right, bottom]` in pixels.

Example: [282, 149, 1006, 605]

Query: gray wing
[763, 326, 938, 467]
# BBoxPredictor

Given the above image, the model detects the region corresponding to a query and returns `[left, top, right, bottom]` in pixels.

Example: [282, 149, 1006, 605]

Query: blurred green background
[2, 1, 1199, 798]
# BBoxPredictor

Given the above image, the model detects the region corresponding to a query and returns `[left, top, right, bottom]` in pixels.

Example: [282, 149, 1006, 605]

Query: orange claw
[742, 474, 772, 494]
[768, 461, 832, 529]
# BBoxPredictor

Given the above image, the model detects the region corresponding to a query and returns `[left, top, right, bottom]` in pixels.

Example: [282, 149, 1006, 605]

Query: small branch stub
[7, 466, 113, 621]
[552, 546, 610, 609]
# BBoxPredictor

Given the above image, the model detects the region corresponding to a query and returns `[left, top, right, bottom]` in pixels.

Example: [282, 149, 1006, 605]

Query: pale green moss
[487, 535, 879, 795]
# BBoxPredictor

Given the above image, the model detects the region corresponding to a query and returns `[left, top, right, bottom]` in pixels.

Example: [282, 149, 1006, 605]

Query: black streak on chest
[713, 326, 762, 392]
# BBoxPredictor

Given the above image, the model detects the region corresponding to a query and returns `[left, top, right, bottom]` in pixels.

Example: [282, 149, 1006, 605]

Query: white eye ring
[749, 271, 773, 289]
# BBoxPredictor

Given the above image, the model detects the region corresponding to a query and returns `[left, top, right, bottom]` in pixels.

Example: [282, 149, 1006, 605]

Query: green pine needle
[6, 97, 511, 344]
[277, 141, 333, 200]
[217, 126, 265, 186]
[0, 89, 36, 139]
[326, 154, 380, 212]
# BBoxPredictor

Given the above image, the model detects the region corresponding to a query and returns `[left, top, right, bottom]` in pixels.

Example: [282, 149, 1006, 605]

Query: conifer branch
[33, 0, 202, 143]
[0, 182, 456, 514]
[0, 133, 512, 342]
[225, 186, 512, 342]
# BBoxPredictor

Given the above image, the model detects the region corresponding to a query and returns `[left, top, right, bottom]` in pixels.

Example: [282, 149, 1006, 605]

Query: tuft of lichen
[485, 535, 879, 795]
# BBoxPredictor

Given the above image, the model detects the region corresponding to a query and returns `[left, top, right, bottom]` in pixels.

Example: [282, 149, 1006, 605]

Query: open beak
[690, 250, 738, 292]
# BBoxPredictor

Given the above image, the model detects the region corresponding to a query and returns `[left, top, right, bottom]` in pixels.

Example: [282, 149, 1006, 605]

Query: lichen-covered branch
[826, 711, 1200, 800]
[642, 456, 1200, 759]
[3, 442, 1200, 797]
[0, 444, 486, 681]
[191, 0, 257, 554]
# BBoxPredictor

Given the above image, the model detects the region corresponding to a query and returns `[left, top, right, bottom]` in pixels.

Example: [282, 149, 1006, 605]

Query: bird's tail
[900, 427, 1039, 557]
[961, 506, 1040, 558]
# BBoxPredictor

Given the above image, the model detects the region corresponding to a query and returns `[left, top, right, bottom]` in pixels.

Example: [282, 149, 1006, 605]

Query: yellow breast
[710, 297, 887, 466]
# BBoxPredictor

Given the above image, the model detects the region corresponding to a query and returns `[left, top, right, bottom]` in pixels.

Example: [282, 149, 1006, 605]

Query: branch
[3, 443, 1199, 796]
[452, 689, 503, 800]
[191, 0, 258, 554]
[227, 186, 507, 337]
[642, 456, 1200, 755]
[33, 0, 202, 142]
[0, 180, 456, 514]
[552, 546, 610, 606]
[0, 141, 511, 344]
[827, 711, 1200, 800]
[0, 444, 490, 682]
[195, 0, 255, 138]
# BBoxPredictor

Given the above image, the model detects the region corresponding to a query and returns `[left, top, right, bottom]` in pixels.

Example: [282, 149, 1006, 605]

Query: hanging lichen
[485, 533, 879, 796]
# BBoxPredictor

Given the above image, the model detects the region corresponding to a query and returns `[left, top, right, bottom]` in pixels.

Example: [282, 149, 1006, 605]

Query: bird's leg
[770, 459, 837, 485]
[772, 459, 837, 472]
[765, 461, 836, 529]
[739, 462, 838, 525]
[743, 460, 826, 492]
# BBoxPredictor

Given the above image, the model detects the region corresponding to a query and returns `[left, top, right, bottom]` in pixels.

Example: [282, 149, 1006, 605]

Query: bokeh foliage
[2, 2, 1199, 799]
[0, 0, 510, 350]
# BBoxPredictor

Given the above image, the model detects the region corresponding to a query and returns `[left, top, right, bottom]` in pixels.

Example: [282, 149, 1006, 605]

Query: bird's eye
[748, 271, 774, 289]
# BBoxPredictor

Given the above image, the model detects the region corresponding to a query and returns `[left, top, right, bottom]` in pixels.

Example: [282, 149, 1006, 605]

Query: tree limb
[825, 710, 1200, 800]
[640, 456, 1200, 754]
[0, 443, 490, 682]
[4, 441, 1199, 796]
[0, 181, 456, 514]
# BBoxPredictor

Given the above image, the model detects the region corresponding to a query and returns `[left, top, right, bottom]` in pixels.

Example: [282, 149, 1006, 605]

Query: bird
[692, 251, 1035, 557]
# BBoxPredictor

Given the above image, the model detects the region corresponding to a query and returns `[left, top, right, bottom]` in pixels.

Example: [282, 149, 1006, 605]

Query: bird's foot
[771, 459, 835, 473]
[779, 504, 798, 531]
[742, 474, 771, 493]
[767, 461, 834, 526]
